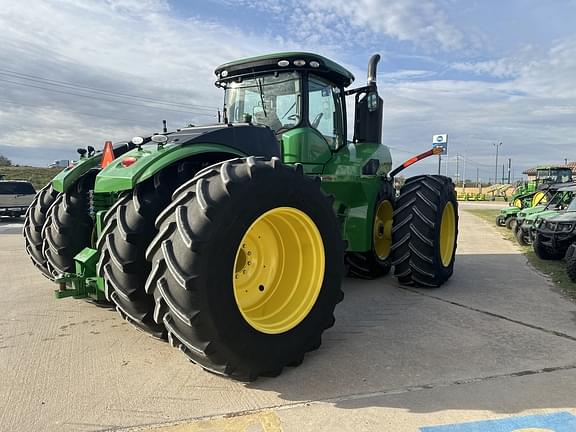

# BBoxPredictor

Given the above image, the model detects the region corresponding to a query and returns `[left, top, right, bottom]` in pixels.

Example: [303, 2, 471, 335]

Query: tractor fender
[94, 143, 246, 193]
[51, 153, 102, 193]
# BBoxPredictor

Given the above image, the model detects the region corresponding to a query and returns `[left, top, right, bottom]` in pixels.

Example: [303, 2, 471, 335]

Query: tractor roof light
[277, 60, 289, 67]
[151, 135, 168, 144]
[293, 59, 306, 67]
[309, 60, 320, 68]
[221, 70, 229, 77]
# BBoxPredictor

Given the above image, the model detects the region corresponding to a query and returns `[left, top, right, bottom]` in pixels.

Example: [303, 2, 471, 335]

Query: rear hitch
[53, 247, 106, 302]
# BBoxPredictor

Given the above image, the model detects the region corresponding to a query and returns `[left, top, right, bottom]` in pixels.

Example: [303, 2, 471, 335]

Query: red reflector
[121, 156, 137, 167]
[101, 141, 115, 168]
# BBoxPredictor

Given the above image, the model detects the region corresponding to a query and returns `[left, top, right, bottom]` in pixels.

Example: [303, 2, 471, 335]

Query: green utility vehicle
[496, 189, 549, 230]
[514, 185, 576, 245]
[23, 53, 458, 380]
[533, 193, 576, 260]
[495, 179, 570, 230]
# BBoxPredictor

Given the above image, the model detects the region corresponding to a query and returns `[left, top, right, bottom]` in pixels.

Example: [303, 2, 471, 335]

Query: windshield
[546, 191, 574, 210]
[224, 72, 301, 134]
[536, 168, 573, 183]
[567, 196, 576, 212]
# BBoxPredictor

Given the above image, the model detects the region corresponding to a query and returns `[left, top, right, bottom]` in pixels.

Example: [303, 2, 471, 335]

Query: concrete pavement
[1, 203, 575, 431]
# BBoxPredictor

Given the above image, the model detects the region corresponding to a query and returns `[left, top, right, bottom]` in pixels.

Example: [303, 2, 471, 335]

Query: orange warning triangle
[101, 141, 115, 168]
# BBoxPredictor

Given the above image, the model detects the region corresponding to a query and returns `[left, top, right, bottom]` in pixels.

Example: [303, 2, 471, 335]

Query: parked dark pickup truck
[0, 180, 36, 217]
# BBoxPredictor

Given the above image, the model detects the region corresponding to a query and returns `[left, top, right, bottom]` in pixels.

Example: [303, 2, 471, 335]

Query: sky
[1, 0, 575, 182]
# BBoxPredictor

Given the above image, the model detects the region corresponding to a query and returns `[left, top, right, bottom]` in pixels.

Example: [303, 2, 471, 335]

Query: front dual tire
[145, 157, 345, 380]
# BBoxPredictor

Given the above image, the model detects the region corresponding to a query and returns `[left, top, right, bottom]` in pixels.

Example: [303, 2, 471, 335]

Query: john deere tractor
[23, 52, 458, 380]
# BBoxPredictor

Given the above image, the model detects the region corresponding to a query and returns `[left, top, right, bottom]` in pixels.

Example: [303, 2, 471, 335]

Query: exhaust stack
[352, 54, 383, 144]
[367, 54, 380, 86]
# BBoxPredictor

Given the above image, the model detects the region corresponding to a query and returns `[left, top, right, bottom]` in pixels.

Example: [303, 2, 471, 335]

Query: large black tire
[532, 233, 564, 260]
[346, 180, 394, 279]
[505, 216, 517, 230]
[495, 215, 505, 227]
[566, 244, 576, 282]
[42, 171, 97, 276]
[391, 175, 458, 287]
[145, 157, 345, 380]
[23, 183, 61, 278]
[97, 162, 199, 337]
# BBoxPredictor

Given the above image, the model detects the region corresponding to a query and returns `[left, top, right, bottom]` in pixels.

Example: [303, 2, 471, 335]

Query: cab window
[308, 76, 344, 148]
[224, 72, 301, 134]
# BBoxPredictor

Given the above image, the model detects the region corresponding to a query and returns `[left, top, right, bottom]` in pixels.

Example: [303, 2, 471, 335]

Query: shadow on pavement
[247, 253, 576, 413]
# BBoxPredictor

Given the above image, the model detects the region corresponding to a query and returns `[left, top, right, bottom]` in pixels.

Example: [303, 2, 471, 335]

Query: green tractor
[23, 52, 458, 380]
[509, 166, 573, 207]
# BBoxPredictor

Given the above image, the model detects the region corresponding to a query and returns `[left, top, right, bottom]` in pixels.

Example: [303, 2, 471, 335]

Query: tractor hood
[94, 123, 281, 193]
[165, 123, 280, 158]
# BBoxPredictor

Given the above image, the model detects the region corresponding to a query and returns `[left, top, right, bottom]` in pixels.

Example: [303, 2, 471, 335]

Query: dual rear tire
[392, 175, 458, 287]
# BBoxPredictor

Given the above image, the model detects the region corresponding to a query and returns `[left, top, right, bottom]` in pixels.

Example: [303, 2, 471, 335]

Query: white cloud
[0, 0, 287, 162]
[382, 39, 576, 177]
[218, 0, 466, 52]
[305, 0, 465, 51]
[0, 0, 575, 178]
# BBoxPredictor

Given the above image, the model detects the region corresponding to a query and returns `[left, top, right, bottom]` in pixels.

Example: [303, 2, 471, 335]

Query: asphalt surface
[1, 203, 576, 431]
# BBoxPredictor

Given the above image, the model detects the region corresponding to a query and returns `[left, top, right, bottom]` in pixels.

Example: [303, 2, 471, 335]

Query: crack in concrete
[401, 286, 576, 343]
[115, 364, 576, 432]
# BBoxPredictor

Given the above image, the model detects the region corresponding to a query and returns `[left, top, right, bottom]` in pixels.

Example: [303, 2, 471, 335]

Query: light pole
[493, 142, 502, 185]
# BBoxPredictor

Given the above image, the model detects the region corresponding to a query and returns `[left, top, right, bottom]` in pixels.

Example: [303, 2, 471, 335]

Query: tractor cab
[536, 166, 573, 185]
[215, 52, 383, 169]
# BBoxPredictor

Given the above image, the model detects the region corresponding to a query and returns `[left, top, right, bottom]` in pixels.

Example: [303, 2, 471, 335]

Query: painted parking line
[143, 411, 282, 432]
[421, 412, 576, 431]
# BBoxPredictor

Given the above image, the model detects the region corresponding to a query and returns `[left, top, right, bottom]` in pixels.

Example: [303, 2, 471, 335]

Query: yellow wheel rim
[513, 198, 522, 208]
[233, 207, 325, 334]
[373, 200, 393, 260]
[532, 191, 546, 207]
[439, 202, 456, 267]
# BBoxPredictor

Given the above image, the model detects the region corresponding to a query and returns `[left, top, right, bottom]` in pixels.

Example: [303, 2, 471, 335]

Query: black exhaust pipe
[367, 54, 381, 86]
[353, 54, 383, 144]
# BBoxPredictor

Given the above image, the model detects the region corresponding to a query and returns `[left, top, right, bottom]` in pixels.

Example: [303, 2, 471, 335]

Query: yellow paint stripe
[145, 411, 282, 432]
